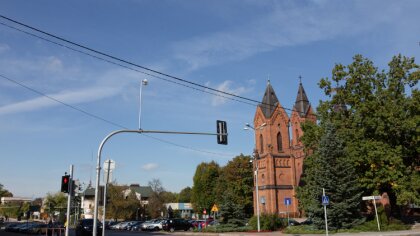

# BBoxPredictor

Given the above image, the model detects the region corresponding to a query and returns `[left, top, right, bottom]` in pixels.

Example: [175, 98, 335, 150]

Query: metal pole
[255, 160, 261, 232]
[373, 198, 381, 231]
[287, 204, 290, 226]
[65, 165, 73, 236]
[102, 160, 111, 236]
[323, 188, 328, 236]
[93, 128, 226, 236]
[138, 79, 147, 130]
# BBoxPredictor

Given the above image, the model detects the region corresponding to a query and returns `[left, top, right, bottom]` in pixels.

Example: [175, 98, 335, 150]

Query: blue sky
[0, 0, 419, 198]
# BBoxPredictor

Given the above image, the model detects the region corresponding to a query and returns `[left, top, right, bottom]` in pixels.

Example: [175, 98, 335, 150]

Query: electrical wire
[0, 15, 317, 118]
[0, 73, 233, 157]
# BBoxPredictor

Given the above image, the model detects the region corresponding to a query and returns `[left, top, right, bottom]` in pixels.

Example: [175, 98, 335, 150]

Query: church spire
[294, 81, 310, 117]
[260, 80, 279, 118]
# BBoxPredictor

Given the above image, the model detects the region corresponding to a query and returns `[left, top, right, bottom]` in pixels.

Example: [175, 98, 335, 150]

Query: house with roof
[81, 184, 153, 219]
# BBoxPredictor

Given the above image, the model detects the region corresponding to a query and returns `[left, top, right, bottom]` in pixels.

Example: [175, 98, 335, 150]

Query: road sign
[322, 196, 329, 205]
[211, 204, 219, 212]
[362, 196, 381, 200]
[284, 198, 291, 206]
[203, 209, 207, 215]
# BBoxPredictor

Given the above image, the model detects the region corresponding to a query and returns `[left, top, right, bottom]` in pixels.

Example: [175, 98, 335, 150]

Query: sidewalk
[173, 224, 420, 236]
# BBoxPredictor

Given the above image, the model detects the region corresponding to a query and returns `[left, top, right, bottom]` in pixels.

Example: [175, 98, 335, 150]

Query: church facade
[252, 81, 315, 217]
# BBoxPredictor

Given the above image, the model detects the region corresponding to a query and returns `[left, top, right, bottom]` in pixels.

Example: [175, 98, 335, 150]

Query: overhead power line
[0, 15, 317, 118]
[0, 73, 232, 157]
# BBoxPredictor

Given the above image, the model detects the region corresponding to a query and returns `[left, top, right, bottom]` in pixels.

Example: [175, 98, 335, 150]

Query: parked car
[146, 219, 164, 231]
[127, 221, 143, 231]
[162, 219, 193, 232]
[5, 223, 21, 232]
[139, 219, 163, 231]
[75, 219, 102, 236]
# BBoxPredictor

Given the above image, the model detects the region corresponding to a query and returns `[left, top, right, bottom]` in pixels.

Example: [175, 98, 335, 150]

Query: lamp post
[244, 122, 266, 232]
[138, 79, 148, 130]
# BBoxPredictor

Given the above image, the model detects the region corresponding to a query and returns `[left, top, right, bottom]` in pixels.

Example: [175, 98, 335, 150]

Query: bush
[201, 224, 252, 233]
[248, 213, 285, 231]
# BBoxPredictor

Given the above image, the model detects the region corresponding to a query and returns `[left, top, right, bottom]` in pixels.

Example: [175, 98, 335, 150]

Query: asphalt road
[0, 230, 170, 236]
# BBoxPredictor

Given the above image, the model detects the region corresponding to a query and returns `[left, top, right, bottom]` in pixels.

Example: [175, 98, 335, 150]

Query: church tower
[252, 80, 315, 217]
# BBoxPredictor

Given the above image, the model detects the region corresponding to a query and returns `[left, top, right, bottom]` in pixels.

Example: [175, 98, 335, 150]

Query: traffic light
[61, 175, 70, 193]
[216, 120, 228, 145]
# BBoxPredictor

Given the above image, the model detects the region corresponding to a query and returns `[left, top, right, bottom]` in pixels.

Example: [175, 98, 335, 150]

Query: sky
[0, 0, 419, 198]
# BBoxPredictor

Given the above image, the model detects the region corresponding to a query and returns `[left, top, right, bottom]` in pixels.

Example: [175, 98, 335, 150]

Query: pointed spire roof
[259, 80, 279, 118]
[294, 82, 311, 117]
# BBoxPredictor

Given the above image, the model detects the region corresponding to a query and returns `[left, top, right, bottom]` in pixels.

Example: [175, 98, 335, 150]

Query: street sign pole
[373, 197, 380, 231]
[323, 188, 329, 236]
[362, 196, 381, 231]
[65, 165, 73, 236]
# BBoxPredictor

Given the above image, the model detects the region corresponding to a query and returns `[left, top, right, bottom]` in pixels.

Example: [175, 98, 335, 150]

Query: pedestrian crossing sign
[322, 196, 329, 205]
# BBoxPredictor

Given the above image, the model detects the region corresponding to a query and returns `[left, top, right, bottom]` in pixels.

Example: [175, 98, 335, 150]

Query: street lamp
[138, 79, 148, 130]
[244, 122, 266, 232]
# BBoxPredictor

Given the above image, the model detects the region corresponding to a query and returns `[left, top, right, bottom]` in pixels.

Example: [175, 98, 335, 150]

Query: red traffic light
[61, 175, 70, 193]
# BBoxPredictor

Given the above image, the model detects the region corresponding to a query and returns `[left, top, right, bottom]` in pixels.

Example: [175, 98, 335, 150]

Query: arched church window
[277, 132, 283, 152]
[295, 129, 299, 142]
[260, 134, 264, 153]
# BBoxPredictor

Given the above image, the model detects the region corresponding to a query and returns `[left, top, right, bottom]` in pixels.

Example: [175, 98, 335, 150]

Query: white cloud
[0, 86, 122, 115]
[141, 163, 158, 171]
[205, 80, 250, 106]
[171, 1, 401, 71]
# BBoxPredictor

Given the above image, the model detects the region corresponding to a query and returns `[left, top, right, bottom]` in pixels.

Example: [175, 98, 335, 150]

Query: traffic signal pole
[92, 127, 227, 236]
[65, 165, 73, 236]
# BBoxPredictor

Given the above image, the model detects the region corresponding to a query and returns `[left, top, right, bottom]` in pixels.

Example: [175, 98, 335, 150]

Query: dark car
[75, 219, 102, 236]
[162, 219, 193, 232]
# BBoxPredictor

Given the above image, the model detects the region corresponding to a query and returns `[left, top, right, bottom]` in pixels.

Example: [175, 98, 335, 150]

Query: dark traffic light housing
[61, 175, 70, 193]
[217, 120, 228, 145]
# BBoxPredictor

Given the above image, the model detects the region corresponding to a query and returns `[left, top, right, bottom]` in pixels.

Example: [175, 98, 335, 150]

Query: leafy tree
[215, 154, 253, 218]
[107, 185, 142, 220]
[44, 192, 67, 221]
[312, 54, 420, 210]
[147, 179, 166, 218]
[161, 191, 177, 203]
[0, 183, 13, 198]
[191, 161, 221, 212]
[297, 123, 363, 230]
[177, 187, 192, 202]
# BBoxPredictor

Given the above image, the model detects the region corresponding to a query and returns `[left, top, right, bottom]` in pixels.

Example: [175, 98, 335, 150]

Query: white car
[140, 219, 163, 231]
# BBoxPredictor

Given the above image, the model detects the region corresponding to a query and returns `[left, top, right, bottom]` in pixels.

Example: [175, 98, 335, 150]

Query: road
[0, 230, 170, 236]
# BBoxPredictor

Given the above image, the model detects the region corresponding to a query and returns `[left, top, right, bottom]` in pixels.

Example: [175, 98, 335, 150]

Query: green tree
[44, 192, 67, 221]
[177, 187, 192, 203]
[147, 179, 166, 218]
[0, 183, 13, 198]
[215, 154, 253, 218]
[300, 54, 419, 220]
[191, 161, 221, 212]
[219, 190, 246, 226]
[106, 185, 142, 220]
[316, 55, 420, 208]
[298, 123, 363, 230]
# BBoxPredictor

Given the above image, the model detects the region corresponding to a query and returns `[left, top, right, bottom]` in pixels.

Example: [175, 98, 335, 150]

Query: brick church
[252, 80, 315, 217]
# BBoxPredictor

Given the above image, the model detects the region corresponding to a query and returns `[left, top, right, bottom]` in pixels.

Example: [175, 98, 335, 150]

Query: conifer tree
[298, 123, 363, 230]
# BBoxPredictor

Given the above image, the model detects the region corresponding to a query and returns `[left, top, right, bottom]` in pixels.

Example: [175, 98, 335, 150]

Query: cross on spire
[298, 75, 302, 84]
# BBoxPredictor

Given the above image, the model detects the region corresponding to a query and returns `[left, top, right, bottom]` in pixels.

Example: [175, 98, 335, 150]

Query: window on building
[295, 129, 299, 143]
[277, 132, 283, 152]
[260, 134, 264, 153]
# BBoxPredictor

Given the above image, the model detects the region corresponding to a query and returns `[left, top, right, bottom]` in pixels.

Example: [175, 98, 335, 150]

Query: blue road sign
[284, 197, 292, 206]
[322, 196, 329, 205]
